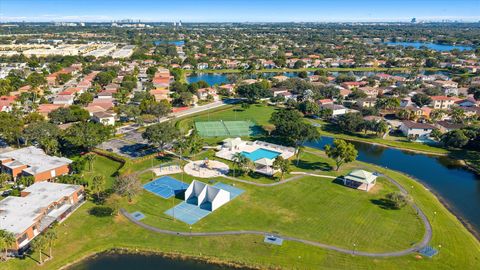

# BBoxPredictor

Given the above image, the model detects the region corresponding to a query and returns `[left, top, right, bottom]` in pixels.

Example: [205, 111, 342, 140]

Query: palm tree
[0, 230, 16, 260]
[449, 107, 465, 124]
[232, 153, 247, 177]
[85, 153, 97, 172]
[45, 228, 57, 259]
[272, 156, 291, 181]
[0, 173, 11, 188]
[31, 234, 46, 264]
[295, 145, 305, 166]
[91, 175, 106, 199]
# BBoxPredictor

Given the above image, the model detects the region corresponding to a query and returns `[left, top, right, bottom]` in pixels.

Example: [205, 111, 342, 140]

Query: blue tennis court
[214, 182, 245, 199]
[164, 202, 212, 225]
[143, 176, 188, 199]
[164, 182, 245, 225]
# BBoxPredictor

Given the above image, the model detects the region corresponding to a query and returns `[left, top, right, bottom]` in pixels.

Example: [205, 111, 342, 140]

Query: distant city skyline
[1, 0, 479, 23]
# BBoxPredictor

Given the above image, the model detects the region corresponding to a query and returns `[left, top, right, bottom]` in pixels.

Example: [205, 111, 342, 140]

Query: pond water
[384, 42, 474, 51]
[187, 70, 448, 86]
[305, 137, 480, 237]
[68, 252, 249, 270]
[154, 40, 185, 46]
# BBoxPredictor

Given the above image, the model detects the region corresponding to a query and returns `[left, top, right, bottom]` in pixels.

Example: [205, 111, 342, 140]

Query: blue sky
[1, 0, 479, 22]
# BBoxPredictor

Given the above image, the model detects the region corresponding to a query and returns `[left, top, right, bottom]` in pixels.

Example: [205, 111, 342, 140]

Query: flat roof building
[0, 146, 72, 182]
[0, 182, 84, 253]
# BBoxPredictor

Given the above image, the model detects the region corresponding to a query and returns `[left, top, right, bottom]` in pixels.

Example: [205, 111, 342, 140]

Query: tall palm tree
[232, 152, 247, 177]
[31, 235, 46, 264]
[85, 153, 97, 172]
[0, 230, 16, 260]
[45, 229, 57, 259]
[92, 175, 106, 199]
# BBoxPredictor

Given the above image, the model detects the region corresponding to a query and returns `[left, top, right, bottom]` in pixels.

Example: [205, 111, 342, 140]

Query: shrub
[89, 206, 114, 217]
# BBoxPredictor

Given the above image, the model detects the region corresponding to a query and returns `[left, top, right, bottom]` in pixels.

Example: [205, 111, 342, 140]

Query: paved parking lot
[99, 127, 169, 159]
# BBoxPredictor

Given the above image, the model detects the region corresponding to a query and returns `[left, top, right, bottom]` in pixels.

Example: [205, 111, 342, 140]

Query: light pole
[172, 188, 175, 222]
[353, 243, 356, 255]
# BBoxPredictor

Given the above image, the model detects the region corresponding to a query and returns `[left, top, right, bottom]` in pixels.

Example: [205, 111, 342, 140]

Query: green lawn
[83, 155, 123, 188]
[125, 172, 424, 253]
[4, 147, 479, 270]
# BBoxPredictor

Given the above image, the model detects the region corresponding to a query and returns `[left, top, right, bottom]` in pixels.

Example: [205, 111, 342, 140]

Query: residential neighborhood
[0, 2, 479, 270]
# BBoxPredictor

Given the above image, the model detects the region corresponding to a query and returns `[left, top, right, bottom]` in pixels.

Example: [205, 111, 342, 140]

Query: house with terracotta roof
[89, 98, 115, 111]
[150, 89, 172, 102]
[317, 99, 334, 105]
[430, 96, 456, 109]
[0, 96, 16, 112]
[341, 81, 367, 90]
[404, 106, 432, 119]
[37, 104, 68, 118]
[218, 84, 235, 94]
[358, 86, 379, 97]
[53, 94, 75, 105]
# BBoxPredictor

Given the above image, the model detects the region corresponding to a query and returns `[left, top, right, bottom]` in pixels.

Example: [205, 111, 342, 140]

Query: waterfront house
[399, 121, 435, 138]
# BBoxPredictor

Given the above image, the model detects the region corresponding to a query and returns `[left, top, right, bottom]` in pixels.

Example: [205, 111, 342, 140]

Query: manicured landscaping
[4, 147, 479, 270]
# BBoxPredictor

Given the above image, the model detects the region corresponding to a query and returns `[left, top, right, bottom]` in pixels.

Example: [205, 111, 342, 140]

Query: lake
[186, 72, 311, 85]
[154, 40, 185, 46]
[384, 42, 474, 51]
[187, 70, 448, 86]
[305, 137, 480, 237]
[68, 252, 250, 270]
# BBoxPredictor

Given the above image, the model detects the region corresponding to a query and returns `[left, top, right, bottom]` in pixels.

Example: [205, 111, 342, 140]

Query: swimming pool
[241, 148, 281, 161]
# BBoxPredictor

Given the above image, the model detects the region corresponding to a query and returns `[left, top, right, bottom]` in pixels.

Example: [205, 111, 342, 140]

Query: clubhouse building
[216, 138, 295, 176]
[0, 182, 85, 254]
[0, 146, 72, 182]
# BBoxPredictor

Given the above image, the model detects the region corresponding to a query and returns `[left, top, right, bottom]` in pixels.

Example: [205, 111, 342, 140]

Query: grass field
[3, 104, 480, 270]
[4, 148, 479, 270]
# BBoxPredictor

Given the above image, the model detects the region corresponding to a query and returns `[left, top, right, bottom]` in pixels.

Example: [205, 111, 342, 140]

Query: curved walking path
[122, 169, 432, 257]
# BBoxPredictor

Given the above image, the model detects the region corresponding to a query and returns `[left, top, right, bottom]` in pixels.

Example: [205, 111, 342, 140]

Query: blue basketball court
[143, 176, 189, 199]
[164, 182, 245, 225]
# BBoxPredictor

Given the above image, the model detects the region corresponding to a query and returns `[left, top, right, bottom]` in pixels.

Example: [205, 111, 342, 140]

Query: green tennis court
[195, 120, 261, 137]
